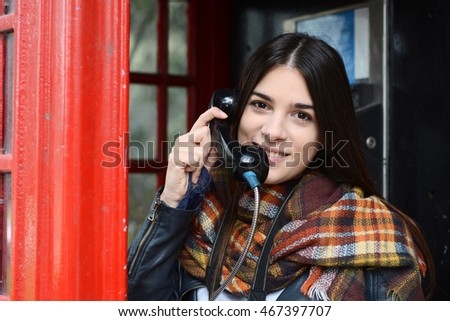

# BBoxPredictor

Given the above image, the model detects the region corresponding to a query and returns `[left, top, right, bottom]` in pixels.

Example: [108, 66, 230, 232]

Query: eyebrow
[252, 91, 314, 109]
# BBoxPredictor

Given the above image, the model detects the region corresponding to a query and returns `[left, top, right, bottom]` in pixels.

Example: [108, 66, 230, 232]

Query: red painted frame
[0, 0, 14, 300]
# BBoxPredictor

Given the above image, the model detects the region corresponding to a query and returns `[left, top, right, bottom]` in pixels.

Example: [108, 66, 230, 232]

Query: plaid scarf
[179, 170, 426, 300]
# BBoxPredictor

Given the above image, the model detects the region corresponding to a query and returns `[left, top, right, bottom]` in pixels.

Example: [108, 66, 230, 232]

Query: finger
[178, 126, 210, 146]
[176, 128, 212, 169]
[172, 146, 204, 170]
[172, 126, 215, 176]
[190, 107, 228, 132]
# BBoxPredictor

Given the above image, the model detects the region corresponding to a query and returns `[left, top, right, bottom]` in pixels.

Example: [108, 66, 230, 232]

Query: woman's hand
[160, 107, 228, 208]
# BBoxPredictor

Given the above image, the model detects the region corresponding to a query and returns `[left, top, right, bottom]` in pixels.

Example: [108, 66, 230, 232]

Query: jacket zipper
[128, 195, 160, 276]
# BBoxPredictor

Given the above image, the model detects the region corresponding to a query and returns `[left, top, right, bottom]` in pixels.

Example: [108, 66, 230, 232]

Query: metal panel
[389, 0, 450, 300]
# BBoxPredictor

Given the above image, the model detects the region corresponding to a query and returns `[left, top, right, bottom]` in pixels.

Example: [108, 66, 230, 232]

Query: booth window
[128, 0, 193, 243]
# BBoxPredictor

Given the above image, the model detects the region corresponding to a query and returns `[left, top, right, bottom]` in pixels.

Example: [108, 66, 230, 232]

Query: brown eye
[294, 112, 311, 121]
[251, 101, 270, 110]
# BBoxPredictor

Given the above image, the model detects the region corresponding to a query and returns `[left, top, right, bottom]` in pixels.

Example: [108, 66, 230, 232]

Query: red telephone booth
[0, 0, 230, 300]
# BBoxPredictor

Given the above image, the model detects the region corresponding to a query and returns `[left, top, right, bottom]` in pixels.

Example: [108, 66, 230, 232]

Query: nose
[261, 114, 288, 142]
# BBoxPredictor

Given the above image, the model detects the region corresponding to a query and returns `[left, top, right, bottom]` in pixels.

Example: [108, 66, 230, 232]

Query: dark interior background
[229, 0, 450, 300]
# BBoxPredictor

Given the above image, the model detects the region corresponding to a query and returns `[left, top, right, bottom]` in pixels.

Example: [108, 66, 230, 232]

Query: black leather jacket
[127, 196, 418, 301]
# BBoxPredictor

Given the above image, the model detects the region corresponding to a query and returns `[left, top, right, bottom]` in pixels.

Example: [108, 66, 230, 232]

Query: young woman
[127, 33, 434, 301]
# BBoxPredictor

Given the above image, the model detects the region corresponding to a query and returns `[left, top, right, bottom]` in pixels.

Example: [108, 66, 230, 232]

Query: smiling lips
[266, 151, 287, 165]
[258, 144, 290, 165]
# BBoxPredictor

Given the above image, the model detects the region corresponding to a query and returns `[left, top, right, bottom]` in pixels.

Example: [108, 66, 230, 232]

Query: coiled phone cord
[210, 172, 261, 301]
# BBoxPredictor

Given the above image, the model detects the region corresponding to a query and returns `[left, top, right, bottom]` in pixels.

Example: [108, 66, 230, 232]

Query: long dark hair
[229, 32, 434, 298]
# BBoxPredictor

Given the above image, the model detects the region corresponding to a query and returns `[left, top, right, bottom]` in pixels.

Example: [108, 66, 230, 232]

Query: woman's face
[238, 65, 320, 184]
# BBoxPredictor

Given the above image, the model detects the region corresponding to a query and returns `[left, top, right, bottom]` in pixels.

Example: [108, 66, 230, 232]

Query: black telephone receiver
[207, 89, 270, 300]
[209, 89, 269, 187]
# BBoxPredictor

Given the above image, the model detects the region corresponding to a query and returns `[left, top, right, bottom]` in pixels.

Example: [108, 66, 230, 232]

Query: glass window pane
[168, 87, 187, 147]
[3, 32, 14, 154]
[4, 0, 15, 14]
[129, 84, 157, 160]
[1, 173, 11, 296]
[128, 173, 156, 245]
[168, 0, 188, 75]
[130, 0, 158, 73]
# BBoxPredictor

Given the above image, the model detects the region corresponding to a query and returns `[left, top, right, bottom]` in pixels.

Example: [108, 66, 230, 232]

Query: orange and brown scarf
[179, 170, 426, 300]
